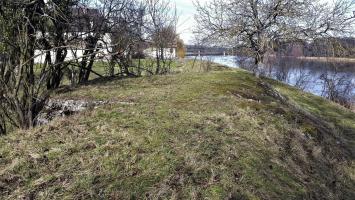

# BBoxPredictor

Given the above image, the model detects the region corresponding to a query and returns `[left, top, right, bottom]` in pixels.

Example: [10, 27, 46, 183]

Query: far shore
[269, 55, 355, 63]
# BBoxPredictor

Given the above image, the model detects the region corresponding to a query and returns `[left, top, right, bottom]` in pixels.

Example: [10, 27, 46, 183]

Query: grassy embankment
[0, 59, 354, 199]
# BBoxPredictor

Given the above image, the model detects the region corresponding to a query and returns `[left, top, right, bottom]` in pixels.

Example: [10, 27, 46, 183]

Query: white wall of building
[34, 33, 112, 64]
[34, 49, 111, 64]
[144, 47, 177, 59]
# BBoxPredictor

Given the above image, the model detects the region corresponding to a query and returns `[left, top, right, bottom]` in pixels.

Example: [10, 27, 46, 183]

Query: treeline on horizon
[275, 38, 355, 58]
[187, 37, 355, 58]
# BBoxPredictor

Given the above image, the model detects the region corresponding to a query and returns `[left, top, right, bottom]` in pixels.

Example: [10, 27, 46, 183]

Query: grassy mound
[0, 63, 354, 199]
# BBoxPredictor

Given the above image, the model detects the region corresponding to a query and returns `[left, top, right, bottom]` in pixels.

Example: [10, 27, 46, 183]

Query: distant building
[34, 5, 112, 64]
[143, 41, 177, 59]
[143, 26, 178, 59]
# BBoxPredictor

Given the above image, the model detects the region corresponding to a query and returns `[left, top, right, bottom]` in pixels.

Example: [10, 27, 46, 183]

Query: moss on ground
[0, 62, 354, 199]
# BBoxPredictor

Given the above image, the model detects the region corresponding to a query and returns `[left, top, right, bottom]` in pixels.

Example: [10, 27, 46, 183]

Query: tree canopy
[195, 0, 355, 72]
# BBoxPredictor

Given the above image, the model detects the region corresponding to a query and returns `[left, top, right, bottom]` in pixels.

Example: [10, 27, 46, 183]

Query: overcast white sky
[175, 0, 201, 44]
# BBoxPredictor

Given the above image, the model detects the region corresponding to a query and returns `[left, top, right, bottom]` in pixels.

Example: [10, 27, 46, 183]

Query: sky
[175, 0, 202, 44]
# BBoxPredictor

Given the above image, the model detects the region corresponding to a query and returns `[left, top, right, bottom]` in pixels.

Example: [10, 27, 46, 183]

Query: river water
[189, 55, 355, 104]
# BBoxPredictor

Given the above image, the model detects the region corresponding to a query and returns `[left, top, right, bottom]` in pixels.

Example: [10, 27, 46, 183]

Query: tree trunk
[78, 36, 99, 83]
[253, 53, 264, 78]
[47, 48, 67, 89]
[155, 48, 161, 74]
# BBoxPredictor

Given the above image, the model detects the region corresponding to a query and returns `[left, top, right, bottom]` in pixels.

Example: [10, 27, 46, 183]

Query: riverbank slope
[0, 63, 354, 199]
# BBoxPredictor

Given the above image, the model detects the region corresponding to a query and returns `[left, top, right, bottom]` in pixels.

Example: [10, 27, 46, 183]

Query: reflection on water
[189, 55, 355, 107]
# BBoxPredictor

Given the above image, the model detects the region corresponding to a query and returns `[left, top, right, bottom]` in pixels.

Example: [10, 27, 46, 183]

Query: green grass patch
[1, 61, 354, 199]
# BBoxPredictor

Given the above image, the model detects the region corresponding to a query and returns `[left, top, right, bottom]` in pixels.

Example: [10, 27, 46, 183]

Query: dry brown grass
[0, 65, 354, 199]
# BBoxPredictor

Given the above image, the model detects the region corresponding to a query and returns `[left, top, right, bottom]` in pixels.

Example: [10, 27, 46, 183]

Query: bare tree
[0, 0, 180, 134]
[108, 0, 145, 77]
[0, 0, 92, 133]
[195, 0, 355, 76]
[61, 0, 146, 83]
[43, 0, 77, 89]
[70, 0, 109, 84]
[320, 71, 354, 108]
[0, 0, 53, 131]
[144, 0, 177, 74]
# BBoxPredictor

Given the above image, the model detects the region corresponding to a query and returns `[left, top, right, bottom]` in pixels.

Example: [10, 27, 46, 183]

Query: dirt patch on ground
[35, 99, 109, 125]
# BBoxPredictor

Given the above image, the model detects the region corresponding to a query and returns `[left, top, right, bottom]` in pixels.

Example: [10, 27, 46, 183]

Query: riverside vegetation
[0, 60, 354, 199]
